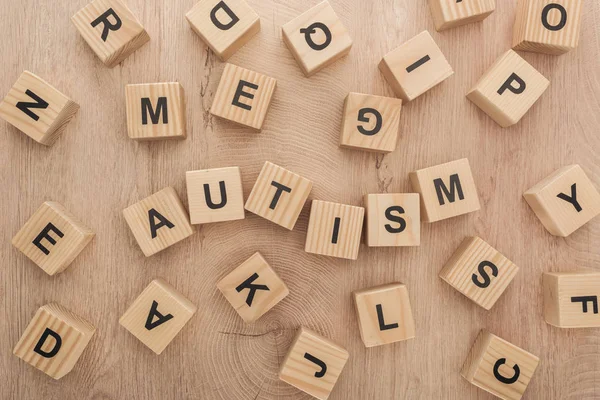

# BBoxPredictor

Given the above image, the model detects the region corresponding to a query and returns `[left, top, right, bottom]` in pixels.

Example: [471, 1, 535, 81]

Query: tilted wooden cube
[186, 0, 260, 61]
[72, 0, 150, 68]
[543, 271, 600, 328]
[364, 193, 420, 247]
[119, 279, 197, 354]
[0, 71, 79, 146]
[14, 303, 95, 379]
[429, 0, 495, 31]
[279, 327, 349, 400]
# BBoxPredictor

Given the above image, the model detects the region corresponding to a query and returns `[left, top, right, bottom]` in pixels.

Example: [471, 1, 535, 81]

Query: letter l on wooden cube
[543, 271, 600, 328]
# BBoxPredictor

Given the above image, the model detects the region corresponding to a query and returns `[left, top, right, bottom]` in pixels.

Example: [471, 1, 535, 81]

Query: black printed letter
[269, 181, 292, 210]
[236, 273, 269, 306]
[141, 97, 168, 125]
[472, 261, 499, 289]
[541, 3, 567, 31]
[32, 223, 64, 255]
[433, 174, 464, 205]
[210, 1, 239, 30]
[16, 90, 49, 121]
[498, 73, 526, 95]
[384, 206, 406, 233]
[357, 108, 383, 136]
[331, 217, 341, 244]
[304, 353, 327, 378]
[91, 8, 122, 41]
[300, 22, 332, 51]
[145, 301, 174, 330]
[376, 304, 399, 331]
[493, 358, 520, 384]
[204, 181, 228, 209]
[148, 208, 174, 239]
[33, 328, 62, 358]
[556, 183, 581, 212]
[232, 80, 258, 111]
[571, 296, 599, 314]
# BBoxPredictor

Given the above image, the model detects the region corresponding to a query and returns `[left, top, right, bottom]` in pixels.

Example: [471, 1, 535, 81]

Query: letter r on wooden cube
[364, 194, 420, 247]
[429, 0, 495, 31]
[543, 271, 600, 328]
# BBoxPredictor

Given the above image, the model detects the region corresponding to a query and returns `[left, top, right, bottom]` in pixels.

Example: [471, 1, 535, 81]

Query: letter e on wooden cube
[364, 194, 420, 247]
[429, 0, 495, 31]
[543, 271, 600, 328]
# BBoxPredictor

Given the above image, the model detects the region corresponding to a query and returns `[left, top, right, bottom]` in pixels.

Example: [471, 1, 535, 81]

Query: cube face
[543, 272, 600, 328]
[71, 0, 150, 68]
[210, 63, 277, 130]
[364, 194, 420, 247]
[13, 303, 95, 379]
[119, 279, 197, 354]
[279, 327, 349, 400]
[440, 237, 519, 310]
[245, 161, 312, 230]
[282, 1, 352, 77]
[429, 0, 496, 31]
[410, 158, 480, 223]
[467, 49, 549, 128]
[524, 165, 600, 237]
[0, 71, 79, 146]
[462, 331, 540, 400]
[353, 283, 415, 347]
[305, 200, 364, 260]
[379, 31, 453, 102]
[186, 0, 260, 61]
[217, 252, 289, 323]
[122, 187, 195, 257]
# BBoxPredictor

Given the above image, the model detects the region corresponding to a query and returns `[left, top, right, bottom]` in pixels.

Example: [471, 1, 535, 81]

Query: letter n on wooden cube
[13, 303, 95, 379]
[428, 0, 495, 31]
[364, 194, 420, 247]
[543, 271, 600, 328]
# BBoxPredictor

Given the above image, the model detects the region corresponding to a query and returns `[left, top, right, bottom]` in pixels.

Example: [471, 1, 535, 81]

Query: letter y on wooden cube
[543, 271, 600, 328]
[429, 0, 495, 31]
[364, 194, 420, 247]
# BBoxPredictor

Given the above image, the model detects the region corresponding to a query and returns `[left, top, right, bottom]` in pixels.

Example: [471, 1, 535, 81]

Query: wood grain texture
[0, 0, 599, 398]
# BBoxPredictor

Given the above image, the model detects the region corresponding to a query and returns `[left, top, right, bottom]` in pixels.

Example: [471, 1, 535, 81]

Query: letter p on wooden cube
[543, 271, 600, 328]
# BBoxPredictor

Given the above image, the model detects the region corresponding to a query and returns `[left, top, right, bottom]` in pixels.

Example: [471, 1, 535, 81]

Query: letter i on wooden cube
[543, 271, 600, 328]
[429, 0, 495, 31]
[13, 303, 95, 379]
[119, 279, 197, 354]
[364, 194, 420, 247]
[72, 0, 150, 68]
[0, 71, 79, 146]
[462, 330, 540, 400]
[279, 327, 349, 400]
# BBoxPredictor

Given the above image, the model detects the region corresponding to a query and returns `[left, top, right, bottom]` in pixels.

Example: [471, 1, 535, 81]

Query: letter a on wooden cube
[364, 194, 420, 247]
[440, 237, 519, 310]
[217, 252, 289, 323]
[462, 330, 540, 400]
[429, 0, 495, 31]
[410, 158, 480, 223]
[186, 0, 260, 61]
[543, 271, 600, 328]
[467, 50, 549, 128]
[119, 279, 197, 354]
[72, 0, 150, 68]
[0, 71, 79, 146]
[524, 165, 600, 237]
[13, 303, 95, 379]
[123, 187, 195, 256]
[12, 202, 94, 276]
[279, 327, 349, 400]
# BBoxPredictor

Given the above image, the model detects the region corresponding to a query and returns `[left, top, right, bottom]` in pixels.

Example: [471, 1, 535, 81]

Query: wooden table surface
[1, 0, 599, 399]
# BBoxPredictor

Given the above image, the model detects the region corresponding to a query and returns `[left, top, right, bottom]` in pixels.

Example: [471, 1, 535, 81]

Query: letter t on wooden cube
[428, 0, 495, 31]
[364, 194, 420, 247]
[543, 271, 600, 328]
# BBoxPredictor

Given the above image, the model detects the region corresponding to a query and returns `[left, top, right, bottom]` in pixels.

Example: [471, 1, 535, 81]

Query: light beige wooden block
[217, 252, 289, 323]
[245, 161, 312, 230]
[543, 271, 600, 328]
[467, 49, 549, 128]
[12, 202, 94, 276]
[305, 200, 364, 260]
[440, 236, 519, 310]
[339, 93, 403, 153]
[0, 71, 79, 146]
[364, 194, 420, 247]
[186, 0, 260, 61]
[13, 303, 95, 379]
[122, 187, 195, 257]
[462, 330, 540, 400]
[119, 279, 197, 355]
[72, 0, 149, 68]
[524, 165, 600, 237]
[210, 63, 277, 130]
[186, 167, 245, 224]
[379, 31, 453, 102]
[410, 158, 480, 223]
[429, 0, 495, 31]
[513, 0, 583, 55]
[353, 283, 415, 348]
[279, 327, 349, 400]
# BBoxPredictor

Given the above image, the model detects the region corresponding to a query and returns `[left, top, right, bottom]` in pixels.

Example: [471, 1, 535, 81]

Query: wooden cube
[379, 31, 453, 102]
[210, 63, 277, 130]
[122, 187, 195, 257]
[13, 303, 95, 379]
[279, 327, 349, 400]
[305, 200, 364, 260]
[119, 279, 197, 354]
[462, 330, 540, 400]
[513, 0, 583, 55]
[353, 283, 415, 347]
[12, 202, 94, 276]
[364, 193, 420, 247]
[467, 49, 549, 128]
[125, 83, 186, 141]
[543, 271, 600, 328]
[186, 0, 260, 61]
[429, 0, 495, 31]
[186, 166, 245, 224]
[217, 252, 289, 323]
[71, 0, 150, 68]
[524, 165, 600, 237]
[339, 93, 403, 153]
[282, 1, 352, 77]
[245, 161, 312, 230]
[440, 237, 519, 310]
[0, 71, 79, 146]
[410, 158, 480, 223]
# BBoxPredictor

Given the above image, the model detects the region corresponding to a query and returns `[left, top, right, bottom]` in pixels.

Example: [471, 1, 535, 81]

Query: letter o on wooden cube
[543, 271, 600, 328]
[364, 193, 420, 247]
[428, 0, 495, 31]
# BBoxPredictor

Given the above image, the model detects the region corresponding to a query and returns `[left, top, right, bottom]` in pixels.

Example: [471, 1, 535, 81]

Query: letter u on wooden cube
[429, 0, 495, 31]
[364, 193, 420, 247]
[543, 271, 600, 328]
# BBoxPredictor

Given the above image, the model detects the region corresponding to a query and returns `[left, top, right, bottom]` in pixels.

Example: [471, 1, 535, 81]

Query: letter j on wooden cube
[543, 271, 600, 328]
